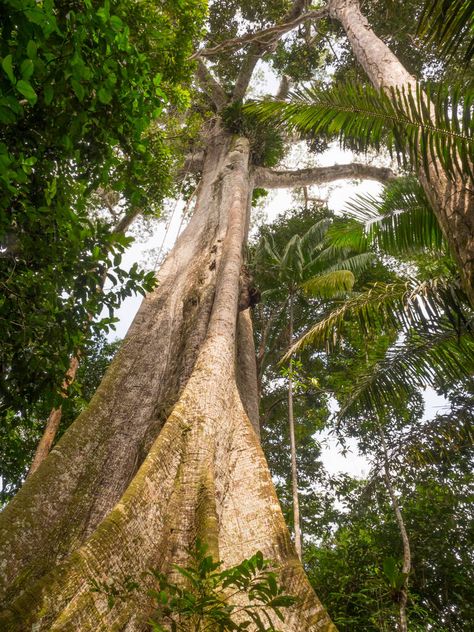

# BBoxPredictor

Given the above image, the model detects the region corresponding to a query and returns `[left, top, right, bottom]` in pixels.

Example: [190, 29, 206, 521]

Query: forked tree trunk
[329, 0, 474, 306]
[0, 130, 336, 631]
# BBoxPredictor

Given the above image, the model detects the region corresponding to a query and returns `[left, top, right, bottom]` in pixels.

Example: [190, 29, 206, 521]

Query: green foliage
[251, 207, 376, 539]
[90, 540, 296, 631]
[0, 0, 205, 416]
[333, 177, 446, 256]
[306, 387, 474, 631]
[247, 81, 474, 181]
[286, 275, 474, 417]
[222, 101, 285, 167]
[0, 334, 121, 505]
[418, 0, 474, 63]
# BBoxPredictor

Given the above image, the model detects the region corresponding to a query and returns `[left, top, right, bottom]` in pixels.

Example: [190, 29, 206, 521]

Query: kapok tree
[0, 1, 395, 629]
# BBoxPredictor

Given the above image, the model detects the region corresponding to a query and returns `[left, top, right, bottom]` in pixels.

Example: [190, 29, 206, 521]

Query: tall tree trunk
[378, 424, 411, 632]
[287, 291, 303, 560]
[0, 131, 336, 631]
[329, 0, 474, 306]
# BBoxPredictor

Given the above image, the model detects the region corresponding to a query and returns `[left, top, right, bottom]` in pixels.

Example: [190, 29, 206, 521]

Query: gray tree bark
[329, 0, 474, 306]
[0, 130, 336, 631]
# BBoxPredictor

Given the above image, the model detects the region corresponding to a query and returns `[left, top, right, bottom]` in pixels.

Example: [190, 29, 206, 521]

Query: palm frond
[325, 220, 368, 254]
[343, 177, 446, 255]
[337, 321, 474, 419]
[320, 252, 375, 276]
[262, 236, 281, 266]
[298, 218, 330, 255]
[418, 0, 474, 63]
[283, 276, 469, 360]
[302, 269, 355, 298]
[247, 81, 474, 181]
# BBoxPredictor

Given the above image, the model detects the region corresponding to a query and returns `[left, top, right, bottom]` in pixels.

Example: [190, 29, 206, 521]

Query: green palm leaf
[246, 81, 473, 181]
[418, 0, 474, 63]
[338, 321, 474, 419]
[341, 177, 446, 255]
[302, 269, 355, 298]
[283, 276, 469, 359]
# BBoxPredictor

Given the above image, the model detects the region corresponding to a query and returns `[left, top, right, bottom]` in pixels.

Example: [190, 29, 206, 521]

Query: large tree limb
[232, 2, 327, 103]
[195, 59, 228, 110]
[232, 44, 263, 102]
[254, 163, 396, 189]
[191, 8, 328, 60]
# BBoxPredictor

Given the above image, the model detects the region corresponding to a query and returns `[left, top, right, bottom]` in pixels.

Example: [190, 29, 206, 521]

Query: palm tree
[283, 179, 474, 421]
[255, 217, 370, 557]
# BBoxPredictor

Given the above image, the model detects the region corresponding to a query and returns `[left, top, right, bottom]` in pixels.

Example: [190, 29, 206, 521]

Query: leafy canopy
[0, 0, 205, 414]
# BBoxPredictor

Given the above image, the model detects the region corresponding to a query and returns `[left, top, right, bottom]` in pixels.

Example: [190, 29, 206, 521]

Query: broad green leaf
[2, 55, 15, 84]
[16, 80, 37, 104]
[98, 87, 112, 104]
[44, 85, 54, 105]
[21, 59, 34, 80]
[26, 40, 38, 59]
[71, 79, 85, 101]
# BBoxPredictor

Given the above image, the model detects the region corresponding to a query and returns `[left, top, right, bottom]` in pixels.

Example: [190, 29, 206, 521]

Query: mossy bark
[0, 131, 336, 631]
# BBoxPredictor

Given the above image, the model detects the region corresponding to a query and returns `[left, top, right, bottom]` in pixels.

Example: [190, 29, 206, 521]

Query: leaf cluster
[0, 0, 204, 419]
[222, 101, 285, 167]
[247, 81, 473, 181]
[90, 540, 296, 632]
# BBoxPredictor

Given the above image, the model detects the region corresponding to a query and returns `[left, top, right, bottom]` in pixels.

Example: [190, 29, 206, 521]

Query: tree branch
[195, 59, 228, 110]
[254, 163, 396, 189]
[276, 75, 292, 100]
[191, 8, 328, 60]
[232, 44, 263, 102]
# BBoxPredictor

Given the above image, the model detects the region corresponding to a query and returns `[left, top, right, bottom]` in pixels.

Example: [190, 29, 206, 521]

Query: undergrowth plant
[90, 540, 296, 631]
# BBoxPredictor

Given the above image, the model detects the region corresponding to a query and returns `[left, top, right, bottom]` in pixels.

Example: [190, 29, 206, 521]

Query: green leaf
[26, 40, 38, 59]
[16, 80, 37, 104]
[98, 87, 112, 104]
[110, 15, 123, 31]
[2, 55, 15, 84]
[21, 59, 34, 80]
[71, 79, 85, 102]
[44, 85, 54, 105]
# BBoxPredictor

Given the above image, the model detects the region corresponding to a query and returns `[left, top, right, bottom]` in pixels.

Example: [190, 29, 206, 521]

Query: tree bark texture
[329, 0, 474, 306]
[0, 131, 336, 631]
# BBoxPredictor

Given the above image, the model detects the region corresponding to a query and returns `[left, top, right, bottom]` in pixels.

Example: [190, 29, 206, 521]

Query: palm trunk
[287, 291, 303, 560]
[329, 0, 474, 306]
[378, 425, 411, 632]
[0, 131, 335, 631]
